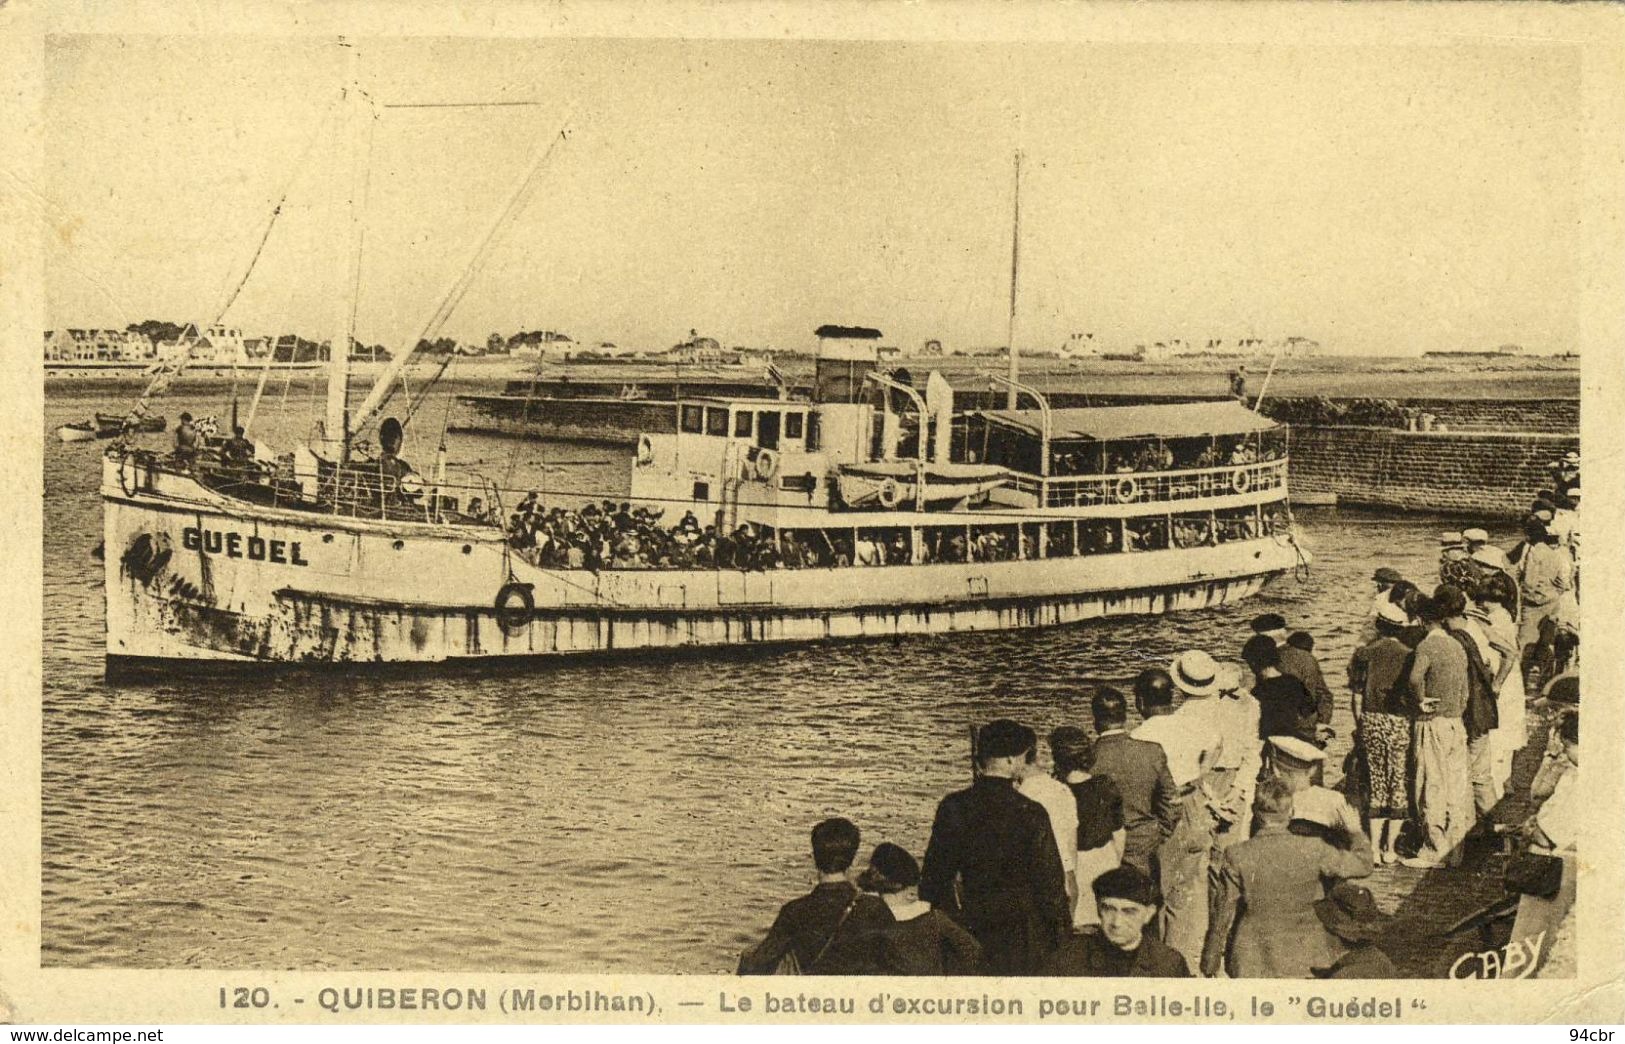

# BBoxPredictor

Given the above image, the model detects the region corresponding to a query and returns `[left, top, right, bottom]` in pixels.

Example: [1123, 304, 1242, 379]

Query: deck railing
[1041, 458, 1287, 509]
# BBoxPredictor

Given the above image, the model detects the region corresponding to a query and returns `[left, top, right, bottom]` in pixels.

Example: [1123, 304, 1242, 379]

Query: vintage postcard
[2, 0, 1622, 1029]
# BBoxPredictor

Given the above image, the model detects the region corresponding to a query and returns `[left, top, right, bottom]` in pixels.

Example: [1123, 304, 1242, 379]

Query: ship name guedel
[182, 525, 309, 566]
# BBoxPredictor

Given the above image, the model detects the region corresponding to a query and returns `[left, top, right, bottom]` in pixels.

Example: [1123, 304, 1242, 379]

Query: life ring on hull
[493, 581, 536, 635]
[754, 448, 780, 481]
[1231, 468, 1251, 495]
[877, 478, 902, 509]
[1114, 477, 1138, 504]
[636, 435, 655, 467]
[119, 455, 140, 498]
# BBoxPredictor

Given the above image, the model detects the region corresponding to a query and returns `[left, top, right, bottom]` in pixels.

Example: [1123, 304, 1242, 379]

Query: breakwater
[988, 392, 1580, 520]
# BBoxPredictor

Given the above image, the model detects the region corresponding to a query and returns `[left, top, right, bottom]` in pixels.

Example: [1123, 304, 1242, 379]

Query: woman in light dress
[1472, 573, 1526, 799]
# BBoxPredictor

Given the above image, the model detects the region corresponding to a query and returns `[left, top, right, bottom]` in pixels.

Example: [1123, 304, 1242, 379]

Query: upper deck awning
[977, 400, 1279, 441]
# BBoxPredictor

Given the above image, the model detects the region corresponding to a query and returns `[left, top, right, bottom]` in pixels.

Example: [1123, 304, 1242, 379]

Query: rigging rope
[115, 94, 342, 448]
[359, 110, 576, 433]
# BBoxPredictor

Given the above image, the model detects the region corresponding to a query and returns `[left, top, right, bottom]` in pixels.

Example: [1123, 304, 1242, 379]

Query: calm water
[41, 384, 1508, 972]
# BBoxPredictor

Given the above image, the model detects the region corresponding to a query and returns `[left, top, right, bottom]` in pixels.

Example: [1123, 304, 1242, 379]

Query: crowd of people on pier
[737, 453, 1581, 978]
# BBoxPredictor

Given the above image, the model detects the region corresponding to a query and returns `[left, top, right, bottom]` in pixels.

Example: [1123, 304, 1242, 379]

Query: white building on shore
[44, 328, 157, 362]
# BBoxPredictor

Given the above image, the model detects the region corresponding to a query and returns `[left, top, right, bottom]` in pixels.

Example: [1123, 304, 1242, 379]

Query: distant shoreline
[42, 354, 1579, 402]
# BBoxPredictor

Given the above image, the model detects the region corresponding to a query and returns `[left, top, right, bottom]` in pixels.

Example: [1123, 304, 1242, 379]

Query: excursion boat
[98, 56, 1305, 676]
[103, 321, 1305, 675]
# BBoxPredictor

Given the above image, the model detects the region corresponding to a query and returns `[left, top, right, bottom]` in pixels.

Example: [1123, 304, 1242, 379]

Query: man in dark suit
[1089, 687, 1180, 875]
[919, 719, 1070, 975]
[738, 817, 894, 974]
[1043, 864, 1191, 977]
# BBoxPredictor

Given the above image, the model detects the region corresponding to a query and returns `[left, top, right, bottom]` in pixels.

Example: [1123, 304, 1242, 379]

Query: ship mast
[321, 38, 368, 464]
[1005, 149, 1023, 410]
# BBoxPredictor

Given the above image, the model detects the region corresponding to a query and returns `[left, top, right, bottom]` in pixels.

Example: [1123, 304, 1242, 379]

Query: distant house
[44, 328, 155, 362]
[669, 331, 737, 364]
[1060, 333, 1106, 359]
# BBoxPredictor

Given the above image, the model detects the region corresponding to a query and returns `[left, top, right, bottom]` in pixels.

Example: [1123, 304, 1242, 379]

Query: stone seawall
[1286, 426, 1578, 519]
[973, 392, 1580, 519]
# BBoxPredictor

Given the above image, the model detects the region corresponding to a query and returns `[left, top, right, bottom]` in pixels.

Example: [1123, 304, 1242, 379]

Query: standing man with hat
[1208, 661, 1263, 851]
[1440, 530, 1483, 589]
[1042, 865, 1190, 977]
[1201, 778, 1373, 979]
[1241, 635, 1319, 749]
[919, 719, 1070, 975]
[1090, 688, 1180, 878]
[1309, 883, 1398, 978]
[1513, 520, 1574, 682]
[1134, 657, 1224, 969]
[1251, 613, 1334, 730]
[1265, 736, 1366, 845]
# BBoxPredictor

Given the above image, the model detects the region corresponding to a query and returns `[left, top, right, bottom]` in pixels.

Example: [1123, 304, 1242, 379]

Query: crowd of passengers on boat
[501, 496, 1288, 573]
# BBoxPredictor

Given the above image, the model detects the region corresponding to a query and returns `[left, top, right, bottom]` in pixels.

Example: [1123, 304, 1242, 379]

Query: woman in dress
[1347, 600, 1415, 864]
[1048, 726, 1125, 929]
[1473, 572, 1526, 799]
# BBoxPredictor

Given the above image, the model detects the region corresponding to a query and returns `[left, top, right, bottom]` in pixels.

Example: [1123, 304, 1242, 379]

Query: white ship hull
[102, 459, 1299, 676]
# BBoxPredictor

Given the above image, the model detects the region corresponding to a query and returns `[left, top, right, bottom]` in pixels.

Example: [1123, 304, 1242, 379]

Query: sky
[44, 35, 1583, 355]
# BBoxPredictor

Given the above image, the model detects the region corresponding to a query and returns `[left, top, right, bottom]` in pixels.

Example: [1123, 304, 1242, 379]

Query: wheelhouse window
[680, 405, 704, 433]
[784, 411, 804, 439]
[757, 410, 781, 450]
[733, 410, 753, 437]
[705, 407, 730, 436]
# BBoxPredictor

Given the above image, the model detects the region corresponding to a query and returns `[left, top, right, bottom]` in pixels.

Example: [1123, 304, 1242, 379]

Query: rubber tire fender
[494, 581, 536, 635]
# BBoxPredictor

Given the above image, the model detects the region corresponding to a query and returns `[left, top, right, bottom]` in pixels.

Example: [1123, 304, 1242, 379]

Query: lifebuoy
[1231, 468, 1251, 494]
[754, 448, 780, 481]
[400, 472, 424, 498]
[636, 434, 655, 466]
[119, 454, 140, 498]
[1114, 477, 1138, 504]
[877, 478, 901, 508]
[493, 581, 535, 635]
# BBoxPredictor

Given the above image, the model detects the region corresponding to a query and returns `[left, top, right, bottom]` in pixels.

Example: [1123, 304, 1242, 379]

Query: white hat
[1439, 531, 1463, 546]
[1267, 735, 1326, 768]
[1169, 649, 1221, 698]
[1374, 599, 1409, 626]
[1215, 662, 1244, 693]
[1471, 546, 1511, 571]
[1563, 450, 1580, 465]
[1462, 527, 1490, 543]
[1569, 485, 1582, 498]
